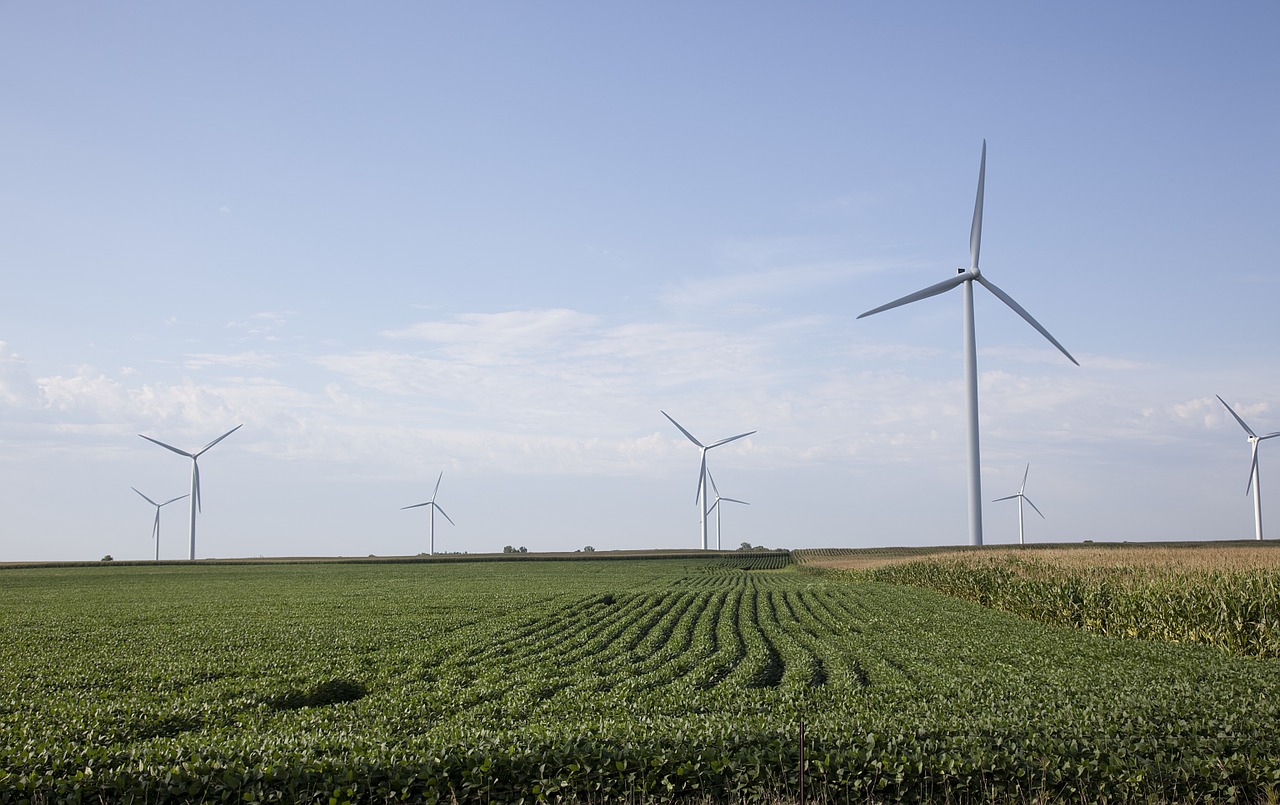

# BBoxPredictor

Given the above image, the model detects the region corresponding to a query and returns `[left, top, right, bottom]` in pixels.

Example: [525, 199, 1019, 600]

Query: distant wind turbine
[991, 464, 1043, 545]
[705, 469, 749, 551]
[1216, 395, 1280, 541]
[131, 488, 189, 561]
[139, 425, 242, 560]
[661, 411, 756, 550]
[857, 141, 1078, 547]
[402, 471, 454, 556]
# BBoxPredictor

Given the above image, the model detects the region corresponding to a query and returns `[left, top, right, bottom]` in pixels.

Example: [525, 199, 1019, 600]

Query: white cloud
[0, 342, 40, 409]
[382, 309, 601, 360]
[659, 258, 910, 312]
[184, 352, 281, 371]
[225, 311, 296, 340]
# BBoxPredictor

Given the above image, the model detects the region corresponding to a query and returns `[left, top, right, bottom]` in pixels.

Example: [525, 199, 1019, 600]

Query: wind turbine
[661, 411, 756, 550]
[138, 425, 242, 560]
[857, 141, 1078, 546]
[991, 464, 1043, 545]
[705, 469, 749, 551]
[131, 488, 189, 561]
[402, 471, 454, 556]
[1216, 395, 1280, 541]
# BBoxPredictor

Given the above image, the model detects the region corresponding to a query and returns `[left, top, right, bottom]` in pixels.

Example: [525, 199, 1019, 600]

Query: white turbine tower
[991, 464, 1043, 545]
[402, 471, 454, 556]
[661, 411, 756, 550]
[1216, 395, 1280, 541]
[857, 141, 1078, 546]
[138, 425, 242, 561]
[705, 469, 749, 551]
[131, 488, 189, 561]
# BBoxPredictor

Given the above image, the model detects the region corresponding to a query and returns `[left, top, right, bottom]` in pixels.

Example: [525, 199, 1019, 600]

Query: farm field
[3, 552, 1280, 803]
[797, 542, 1280, 659]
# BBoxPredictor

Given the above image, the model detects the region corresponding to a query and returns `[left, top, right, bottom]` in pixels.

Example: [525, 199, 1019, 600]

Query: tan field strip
[795, 541, 1280, 573]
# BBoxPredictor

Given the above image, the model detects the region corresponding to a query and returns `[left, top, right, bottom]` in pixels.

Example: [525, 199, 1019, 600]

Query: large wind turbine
[131, 488, 189, 561]
[139, 425, 242, 560]
[991, 464, 1043, 545]
[402, 471, 454, 556]
[661, 411, 756, 550]
[857, 141, 1077, 546]
[705, 469, 749, 551]
[1216, 395, 1280, 541]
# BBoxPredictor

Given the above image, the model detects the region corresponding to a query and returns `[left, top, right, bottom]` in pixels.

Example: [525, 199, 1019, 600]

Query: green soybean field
[3, 553, 1280, 803]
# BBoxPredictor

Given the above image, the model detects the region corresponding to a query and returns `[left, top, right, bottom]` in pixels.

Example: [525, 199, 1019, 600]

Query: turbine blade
[709, 430, 756, 449]
[661, 411, 705, 448]
[975, 275, 1079, 365]
[1021, 463, 1030, 493]
[161, 494, 189, 507]
[196, 424, 243, 457]
[695, 453, 707, 504]
[857, 274, 967, 319]
[1217, 396, 1258, 438]
[1248, 442, 1259, 495]
[132, 487, 159, 506]
[722, 497, 750, 506]
[434, 504, 455, 526]
[1260, 432, 1280, 441]
[706, 468, 720, 498]
[152, 511, 161, 540]
[139, 434, 194, 458]
[193, 461, 202, 513]
[706, 499, 719, 515]
[970, 139, 986, 270]
[402, 502, 431, 510]
[431, 471, 444, 502]
[992, 494, 1019, 502]
[1024, 496, 1045, 519]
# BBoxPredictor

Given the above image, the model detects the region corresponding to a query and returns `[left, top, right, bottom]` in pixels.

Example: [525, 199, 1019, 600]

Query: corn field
[854, 544, 1280, 658]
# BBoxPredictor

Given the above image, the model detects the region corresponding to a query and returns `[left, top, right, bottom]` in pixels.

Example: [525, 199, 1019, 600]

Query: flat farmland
[3, 553, 1280, 803]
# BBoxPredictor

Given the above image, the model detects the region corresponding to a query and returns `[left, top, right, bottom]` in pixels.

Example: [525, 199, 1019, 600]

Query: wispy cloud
[0, 342, 40, 409]
[659, 258, 911, 312]
[184, 352, 281, 371]
[382, 309, 602, 364]
[225, 311, 296, 340]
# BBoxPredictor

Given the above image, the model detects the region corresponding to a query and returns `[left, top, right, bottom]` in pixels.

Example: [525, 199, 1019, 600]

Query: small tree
[582, 545, 595, 553]
[100, 554, 114, 562]
[739, 542, 752, 551]
[503, 545, 516, 553]
[518, 546, 528, 554]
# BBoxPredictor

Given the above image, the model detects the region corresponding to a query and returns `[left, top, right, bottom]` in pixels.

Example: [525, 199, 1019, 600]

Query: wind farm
[130, 488, 188, 561]
[661, 411, 756, 551]
[138, 425, 242, 561]
[858, 141, 1077, 548]
[2, 5, 1279, 802]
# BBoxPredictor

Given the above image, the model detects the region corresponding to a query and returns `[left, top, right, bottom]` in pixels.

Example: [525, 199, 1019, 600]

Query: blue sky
[2, 3, 1278, 561]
